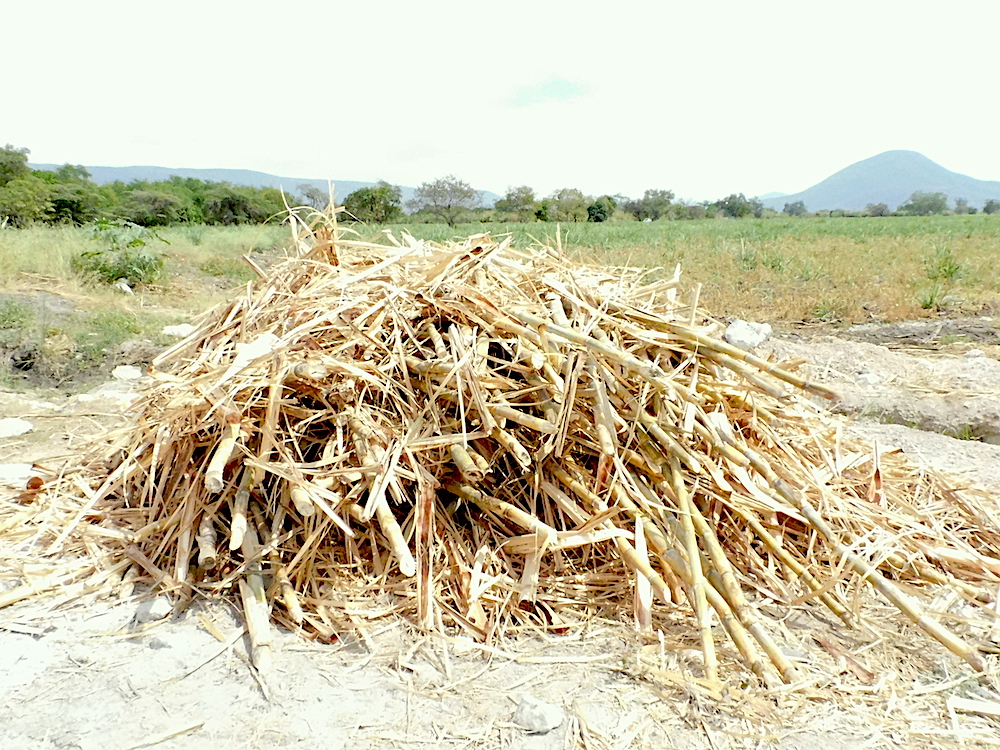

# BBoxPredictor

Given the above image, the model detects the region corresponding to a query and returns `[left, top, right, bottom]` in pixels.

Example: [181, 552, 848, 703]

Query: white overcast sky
[5, 0, 998, 202]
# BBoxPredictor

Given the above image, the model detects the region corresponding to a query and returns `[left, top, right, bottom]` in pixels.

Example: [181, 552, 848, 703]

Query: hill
[761, 151, 1000, 212]
[29, 164, 501, 208]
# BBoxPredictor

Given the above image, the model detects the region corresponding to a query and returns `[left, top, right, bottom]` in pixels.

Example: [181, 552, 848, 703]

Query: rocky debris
[0, 418, 33, 438]
[0, 464, 34, 486]
[8, 344, 37, 372]
[72, 382, 142, 408]
[841, 317, 1000, 348]
[111, 365, 144, 381]
[848, 422, 1000, 496]
[765, 336, 1000, 444]
[724, 319, 772, 350]
[114, 339, 165, 366]
[135, 597, 173, 624]
[512, 694, 564, 734]
[162, 323, 196, 338]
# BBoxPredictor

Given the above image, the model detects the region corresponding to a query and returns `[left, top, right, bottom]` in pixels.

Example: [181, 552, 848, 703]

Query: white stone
[135, 597, 173, 623]
[0, 418, 33, 438]
[0, 463, 33, 485]
[965, 349, 985, 358]
[111, 365, 144, 381]
[512, 694, 563, 734]
[162, 323, 196, 337]
[67, 644, 94, 665]
[723, 319, 772, 350]
[74, 383, 141, 407]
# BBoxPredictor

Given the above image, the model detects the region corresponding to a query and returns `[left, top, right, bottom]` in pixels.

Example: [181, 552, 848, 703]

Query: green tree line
[0, 144, 289, 227]
[7, 144, 999, 229]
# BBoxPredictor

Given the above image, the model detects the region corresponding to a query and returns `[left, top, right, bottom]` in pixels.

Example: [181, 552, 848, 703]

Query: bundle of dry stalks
[3, 220, 1000, 690]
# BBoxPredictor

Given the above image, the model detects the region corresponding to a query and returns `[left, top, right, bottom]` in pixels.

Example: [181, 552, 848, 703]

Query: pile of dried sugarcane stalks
[4, 220, 1000, 689]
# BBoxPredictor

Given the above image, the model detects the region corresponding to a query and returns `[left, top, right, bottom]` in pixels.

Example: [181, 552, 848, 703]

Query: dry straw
[3, 216, 999, 690]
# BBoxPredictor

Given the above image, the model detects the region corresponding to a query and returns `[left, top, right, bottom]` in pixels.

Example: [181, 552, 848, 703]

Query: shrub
[73, 219, 167, 286]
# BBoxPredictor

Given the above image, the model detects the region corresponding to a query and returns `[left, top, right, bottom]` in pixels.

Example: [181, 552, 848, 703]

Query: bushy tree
[954, 197, 971, 215]
[298, 184, 330, 211]
[783, 200, 807, 216]
[33, 165, 105, 224]
[714, 193, 762, 218]
[538, 188, 589, 222]
[984, 199, 1000, 214]
[204, 191, 252, 225]
[122, 190, 186, 226]
[0, 175, 54, 226]
[0, 144, 30, 187]
[898, 191, 947, 216]
[49, 182, 104, 224]
[495, 185, 538, 222]
[587, 195, 617, 222]
[344, 181, 403, 223]
[203, 185, 285, 224]
[624, 189, 674, 221]
[407, 175, 480, 225]
[865, 202, 890, 217]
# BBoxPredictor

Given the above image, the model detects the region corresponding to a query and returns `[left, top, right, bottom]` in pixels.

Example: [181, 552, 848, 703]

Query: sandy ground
[3, 333, 1000, 749]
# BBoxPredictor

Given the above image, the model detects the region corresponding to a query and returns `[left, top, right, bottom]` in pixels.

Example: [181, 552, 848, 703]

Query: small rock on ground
[512, 694, 564, 734]
[135, 597, 173, 623]
[724, 320, 772, 350]
[0, 418, 33, 438]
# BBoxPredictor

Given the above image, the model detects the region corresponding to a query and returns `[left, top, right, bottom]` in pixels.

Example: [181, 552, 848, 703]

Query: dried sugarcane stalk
[205, 420, 242, 494]
[731, 506, 853, 627]
[683, 500, 802, 683]
[196, 513, 218, 570]
[229, 467, 253, 551]
[489, 402, 559, 435]
[450, 443, 485, 483]
[269, 550, 303, 624]
[241, 521, 273, 674]
[633, 516, 653, 632]
[447, 483, 557, 542]
[661, 321, 840, 401]
[733, 438, 987, 673]
[664, 549, 781, 688]
[289, 483, 316, 516]
[373, 496, 417, 577]
[239, 579, 273, 674]
[672, 458, 719, 685]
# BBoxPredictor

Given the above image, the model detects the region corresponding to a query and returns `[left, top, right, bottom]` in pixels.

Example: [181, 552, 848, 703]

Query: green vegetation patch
[198, 255, 258, 282]
[73, 219, 167, 286]
[0, 298, 34, 347]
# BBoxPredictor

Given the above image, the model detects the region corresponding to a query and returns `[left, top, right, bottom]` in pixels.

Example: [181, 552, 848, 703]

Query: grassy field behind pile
[1, 216, 999, 387]
[377, 214, 1000, 323]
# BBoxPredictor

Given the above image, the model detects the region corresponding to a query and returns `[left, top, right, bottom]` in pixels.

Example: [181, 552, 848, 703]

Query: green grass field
[1, 215, 998, 387]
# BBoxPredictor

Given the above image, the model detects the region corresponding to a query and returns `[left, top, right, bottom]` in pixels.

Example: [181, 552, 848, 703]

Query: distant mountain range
[29, 164, 501, 207]
[761, 151, 1000, 212]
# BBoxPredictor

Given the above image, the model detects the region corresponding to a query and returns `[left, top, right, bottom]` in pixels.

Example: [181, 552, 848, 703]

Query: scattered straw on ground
[2, 218, 999, 703]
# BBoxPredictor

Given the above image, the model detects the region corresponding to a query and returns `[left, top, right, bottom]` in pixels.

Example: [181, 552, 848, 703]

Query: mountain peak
[763, 151, 1000, 211]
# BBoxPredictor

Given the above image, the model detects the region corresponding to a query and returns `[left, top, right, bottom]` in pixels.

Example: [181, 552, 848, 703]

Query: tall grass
[0, 225, 88, 282]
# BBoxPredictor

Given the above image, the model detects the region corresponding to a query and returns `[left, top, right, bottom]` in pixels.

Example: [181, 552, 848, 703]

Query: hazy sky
[6, 1, 998, 202]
